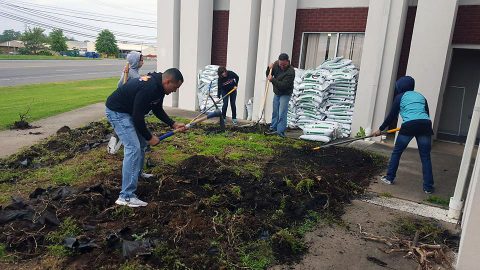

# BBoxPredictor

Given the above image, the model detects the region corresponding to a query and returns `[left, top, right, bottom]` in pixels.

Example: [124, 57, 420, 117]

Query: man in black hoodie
[217, 66, 239, 125]
[105, 68, 186, 207]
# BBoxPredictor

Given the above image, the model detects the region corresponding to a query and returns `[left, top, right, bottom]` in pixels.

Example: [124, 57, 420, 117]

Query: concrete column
[405, 0, 458, 131]
[157, 0, 180, 107]
[252, 0, 298, 122]
[351, 0, 409, 137]
[225, 0, 261, 119]
[456, 149, 480, 269]
[178, 0, 214, 111]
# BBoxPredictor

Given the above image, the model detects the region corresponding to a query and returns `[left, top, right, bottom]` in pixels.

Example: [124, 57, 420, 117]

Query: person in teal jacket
[373, 76, 434, 194]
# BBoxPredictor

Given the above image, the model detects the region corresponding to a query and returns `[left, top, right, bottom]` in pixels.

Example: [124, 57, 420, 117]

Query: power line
[0, 4, 156, 40]
[0, 11, 156, 45]
[0, 0, 156, 23]
[6, 4, 156, 29]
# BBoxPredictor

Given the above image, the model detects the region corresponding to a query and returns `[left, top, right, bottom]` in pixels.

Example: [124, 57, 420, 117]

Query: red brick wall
[291, 8, 369, 67]
[396, 7, 417, 79]
[453, 5, 480, 44]
[211, 11, 229, 67]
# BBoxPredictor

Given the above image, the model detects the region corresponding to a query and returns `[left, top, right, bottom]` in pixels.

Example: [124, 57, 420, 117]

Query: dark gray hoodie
[117, 51, 142, 88]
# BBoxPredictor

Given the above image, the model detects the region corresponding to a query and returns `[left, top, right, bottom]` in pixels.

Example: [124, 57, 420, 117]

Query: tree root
[358, 224, 453, 270]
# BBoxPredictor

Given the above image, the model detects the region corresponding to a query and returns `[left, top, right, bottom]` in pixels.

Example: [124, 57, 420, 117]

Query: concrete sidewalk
[0, 102, 468, 208]
[349, 139, 473, 205]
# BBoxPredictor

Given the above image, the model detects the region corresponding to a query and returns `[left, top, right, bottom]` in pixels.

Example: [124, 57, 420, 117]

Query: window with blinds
[299, 32, 365, 69]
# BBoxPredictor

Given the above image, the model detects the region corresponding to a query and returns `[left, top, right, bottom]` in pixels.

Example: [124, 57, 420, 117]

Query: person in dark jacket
[105, 68, 186, 207]
[217, 66, 239, 125]
[265, 53, 295, 137]
[373, 76, 434, 194]
[108, 51, 145, 156]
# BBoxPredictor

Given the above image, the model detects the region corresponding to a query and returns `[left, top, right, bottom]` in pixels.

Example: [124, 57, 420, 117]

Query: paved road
[0, 59, 157, 86]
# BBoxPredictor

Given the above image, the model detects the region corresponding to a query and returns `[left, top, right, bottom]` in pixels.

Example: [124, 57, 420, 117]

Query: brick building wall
[211, 11, 229, 67]
[291, 8, 368, 68]
[453, 5, 480, 45]
[397, 5, 480, 79]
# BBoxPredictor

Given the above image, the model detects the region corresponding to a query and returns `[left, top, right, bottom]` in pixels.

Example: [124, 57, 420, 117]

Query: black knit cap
[278, 53, 289, 61]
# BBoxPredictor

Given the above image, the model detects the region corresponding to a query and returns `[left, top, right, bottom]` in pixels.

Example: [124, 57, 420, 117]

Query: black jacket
[265, 61, 295, 96]
[217, 70, 239, 97]
[106, 72, 174, 141]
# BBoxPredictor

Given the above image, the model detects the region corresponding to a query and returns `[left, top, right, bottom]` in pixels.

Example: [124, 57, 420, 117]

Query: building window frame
[299, 31, 365, 69]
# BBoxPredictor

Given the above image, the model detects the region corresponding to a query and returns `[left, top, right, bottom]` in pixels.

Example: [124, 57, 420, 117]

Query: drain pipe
[449, 82, 480, 220]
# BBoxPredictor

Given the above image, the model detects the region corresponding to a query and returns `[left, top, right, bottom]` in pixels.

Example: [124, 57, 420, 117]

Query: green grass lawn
[0, 55, 98, 60]
[0, 78, 117, 129]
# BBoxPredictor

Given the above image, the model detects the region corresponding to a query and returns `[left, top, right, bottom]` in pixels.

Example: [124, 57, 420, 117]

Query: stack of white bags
[287, 57, 359, 142]
[197, 65, 222, 113]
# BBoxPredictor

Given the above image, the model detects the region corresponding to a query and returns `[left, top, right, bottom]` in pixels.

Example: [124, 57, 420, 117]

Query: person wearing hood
[373, 76, 434, 194]
[105, 68, 186, 207]
[117, 51, 144, 88]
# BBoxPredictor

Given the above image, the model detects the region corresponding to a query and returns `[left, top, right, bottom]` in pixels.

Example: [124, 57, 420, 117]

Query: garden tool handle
[123, 63, 129, 84]
[154, 110, 222, 145]
[259, 68, 273, 122]
[383, 127, 400, 134]
[190, 87, 237, 124]
[312, 127, 401, 150]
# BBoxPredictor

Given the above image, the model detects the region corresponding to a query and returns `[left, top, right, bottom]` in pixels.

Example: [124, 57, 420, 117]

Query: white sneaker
[380, 176, 393, 185]
[141, 172, 154, 179]
[232, 119, 238, 126]
[107, 136, 122, 154]
[115, 197, 148, 207]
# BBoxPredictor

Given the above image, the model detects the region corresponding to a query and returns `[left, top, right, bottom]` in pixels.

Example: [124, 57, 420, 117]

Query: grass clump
[112, 205, 135, 219]
[230, 185, 241, 199]
[47, 245, 71, 258]
[45, 217, 81, 244]
[424, 195, 449, 207]
[0, 243, 13, 262]
[152, 242, 189, 270]
[297, 211, 322, 235]
[395, 217, 445, 243]
[379, 192, 393, 198]
[272, 229, 306, 255]
[239, 240, 275, 270]
[295, 178, 315, 194]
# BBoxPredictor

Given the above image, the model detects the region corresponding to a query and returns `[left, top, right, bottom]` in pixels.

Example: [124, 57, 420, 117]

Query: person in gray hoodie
[117, 51, 144, 88]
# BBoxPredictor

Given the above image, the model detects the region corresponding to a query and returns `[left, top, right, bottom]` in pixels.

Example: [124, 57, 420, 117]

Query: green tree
[95, 30, 118, 57]
[49, 29, 68, 53]
[0, 29, 21, 42]
[21, 27, 48, 55]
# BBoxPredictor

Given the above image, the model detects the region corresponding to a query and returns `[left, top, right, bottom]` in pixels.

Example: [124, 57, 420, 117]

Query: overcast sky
[0, 0, 157, 45]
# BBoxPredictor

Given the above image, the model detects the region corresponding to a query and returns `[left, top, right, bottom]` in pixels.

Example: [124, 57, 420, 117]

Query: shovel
[190, 86, 238, 124]
[312, 127, 400, 150]
[153, 110, 222, 145]
[258, 67, 273, 124]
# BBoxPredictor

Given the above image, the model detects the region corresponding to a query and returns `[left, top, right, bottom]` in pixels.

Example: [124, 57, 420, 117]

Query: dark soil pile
[11, 120, 34, 130]
[1, 122, 112, 169]
[0, 144, 382, 269]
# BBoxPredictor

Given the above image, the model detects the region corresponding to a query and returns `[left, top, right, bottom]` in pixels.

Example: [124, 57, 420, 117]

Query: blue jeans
[105, 108, 147, 199]
[221, 90, 237, 119]
[386, 134, 434, 191]
[270, 94, 291, 136]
